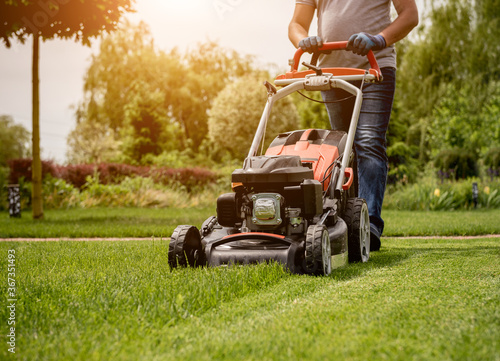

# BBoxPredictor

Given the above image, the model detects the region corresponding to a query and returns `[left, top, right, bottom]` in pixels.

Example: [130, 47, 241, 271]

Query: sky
[0, 0, 421, 163]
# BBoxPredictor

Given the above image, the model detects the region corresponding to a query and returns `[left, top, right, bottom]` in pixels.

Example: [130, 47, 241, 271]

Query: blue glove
[299, 36, 323, 53]
[347, 32, 386, 56]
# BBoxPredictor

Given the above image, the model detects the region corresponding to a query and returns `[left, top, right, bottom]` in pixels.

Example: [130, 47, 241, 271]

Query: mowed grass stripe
[138, 238, 499, 361]
[1, 238, 498, 360]
[382, 209, 500, 236]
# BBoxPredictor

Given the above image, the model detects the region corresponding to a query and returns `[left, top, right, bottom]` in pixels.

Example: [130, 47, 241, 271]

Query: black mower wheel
[168, 225, 204, 268]
[344, 198, 370, 263]
[305, 224, 332, 276]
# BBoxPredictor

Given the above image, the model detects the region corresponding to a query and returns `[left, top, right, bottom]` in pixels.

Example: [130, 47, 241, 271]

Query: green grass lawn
[0, 237, 498, 360]
[382, 209, 500, 236]
[1, 208, 499, 238]
[0, 207, 214, 238]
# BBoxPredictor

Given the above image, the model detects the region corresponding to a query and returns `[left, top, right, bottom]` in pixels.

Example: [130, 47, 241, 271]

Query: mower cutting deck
[168, 42, 381, 275]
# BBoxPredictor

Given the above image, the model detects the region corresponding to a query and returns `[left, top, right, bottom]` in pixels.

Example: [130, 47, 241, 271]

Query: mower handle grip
[291, 41, 381, 75]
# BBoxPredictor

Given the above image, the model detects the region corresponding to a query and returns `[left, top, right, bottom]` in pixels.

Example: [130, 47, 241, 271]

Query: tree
[75, 22, 256, 162]
[119, 79, 183, 164]
[208, 75, 300, 160]
[66, 120, 121, 164]
[73, 21, 184, 164]
[0, 115, 31, 166]
[0, 0, 135, 219]
[393, 0, 500, 169]
[178, 42, 255, 149]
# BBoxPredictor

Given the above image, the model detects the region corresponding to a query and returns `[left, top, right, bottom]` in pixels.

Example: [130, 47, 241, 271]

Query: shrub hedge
[7, 159, 218, 191]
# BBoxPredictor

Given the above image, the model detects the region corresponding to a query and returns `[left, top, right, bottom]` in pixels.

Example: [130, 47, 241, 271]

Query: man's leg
[321, 67, 396, 250]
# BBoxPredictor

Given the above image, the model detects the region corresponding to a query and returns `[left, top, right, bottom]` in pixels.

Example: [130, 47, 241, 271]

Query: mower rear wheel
[344, 198, 370, 263]
[168, 225, 204, 268]
[305, 224, 332, 276]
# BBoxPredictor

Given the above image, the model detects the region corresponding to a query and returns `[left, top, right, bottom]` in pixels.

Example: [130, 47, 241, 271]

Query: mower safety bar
[291, 41, 381, 75]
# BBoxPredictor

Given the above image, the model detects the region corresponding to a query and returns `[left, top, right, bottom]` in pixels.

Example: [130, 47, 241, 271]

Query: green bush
[43, 176, 81, 209]
[434, 148, 479, 181]
[384, 176, 500, 211]
[387, 142, 419, 185]
[0, 166, 8, 211]
[484, 147, 500, 180]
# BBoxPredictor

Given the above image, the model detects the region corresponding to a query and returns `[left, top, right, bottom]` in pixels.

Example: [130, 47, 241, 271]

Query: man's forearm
[288, 4, 316, 48]
[289, 23, 310, 48]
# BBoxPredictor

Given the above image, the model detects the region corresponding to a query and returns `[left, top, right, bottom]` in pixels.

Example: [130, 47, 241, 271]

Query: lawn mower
[169, 42, 382, 275]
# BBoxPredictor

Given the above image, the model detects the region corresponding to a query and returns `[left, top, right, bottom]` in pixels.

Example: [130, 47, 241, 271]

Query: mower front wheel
[344, 198, 370, 263]
[168, 225, 204, 268]
[305, 224, 332, 276]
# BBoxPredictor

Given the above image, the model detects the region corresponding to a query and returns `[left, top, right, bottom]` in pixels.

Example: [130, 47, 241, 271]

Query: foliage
[484, 147, 500, 180]
[72, 21, 255, 164]
[7, 158, 60, 184]
[0, 0, 134, 46]
[484, 147, 500, 168]
[392, 0, 500, 170]
[387, 141, 419, 185]
[384, 176, 500, 211]
[7, 159, 219, 191]
[0, 115, 31, 167]
[1, 173, 226, 212]
[178, 42, 256, 149]
[4, 158, 224, 211]
[434, 148, 479, 181]
[42, 175, 81, 209]
[66, 120, 121, 164]
[208, 75, 300, 160]
[0, 166, 9, 211]
[71, 21, 183, 164]
[429, 82, 500, 157]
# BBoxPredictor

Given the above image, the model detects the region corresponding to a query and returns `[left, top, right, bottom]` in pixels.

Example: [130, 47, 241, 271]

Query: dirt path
[1, 235, 500, 242]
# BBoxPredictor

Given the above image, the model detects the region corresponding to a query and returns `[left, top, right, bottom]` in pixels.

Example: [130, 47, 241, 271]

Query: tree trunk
[32, 33, 43, 219]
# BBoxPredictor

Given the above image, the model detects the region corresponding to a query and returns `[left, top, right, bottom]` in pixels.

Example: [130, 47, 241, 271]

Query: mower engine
[217, 155, 324, 237]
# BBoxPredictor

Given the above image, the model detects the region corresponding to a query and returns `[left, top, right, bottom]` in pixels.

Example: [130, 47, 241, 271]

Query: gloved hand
[299, 36, 323, 53]
[347, 32, 386, 56]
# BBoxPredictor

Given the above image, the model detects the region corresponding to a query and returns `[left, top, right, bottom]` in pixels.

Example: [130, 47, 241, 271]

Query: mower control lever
[302, 62, 323, 76]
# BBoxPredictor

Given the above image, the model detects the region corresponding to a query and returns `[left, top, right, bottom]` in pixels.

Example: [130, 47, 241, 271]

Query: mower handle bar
[291, 41, 381, 74]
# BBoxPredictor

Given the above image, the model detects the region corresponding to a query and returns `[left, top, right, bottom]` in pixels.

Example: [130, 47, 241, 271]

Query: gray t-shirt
[296, 0, 396, 70]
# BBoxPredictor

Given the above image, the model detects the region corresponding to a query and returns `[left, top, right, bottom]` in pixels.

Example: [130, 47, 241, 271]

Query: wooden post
[32, 33, 43, 219]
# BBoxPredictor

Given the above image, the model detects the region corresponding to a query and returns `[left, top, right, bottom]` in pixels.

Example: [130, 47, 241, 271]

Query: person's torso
[298, 0, 396, 69]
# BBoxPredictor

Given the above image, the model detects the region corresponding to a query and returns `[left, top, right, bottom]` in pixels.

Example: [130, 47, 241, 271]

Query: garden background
[0, 0, 499, 214]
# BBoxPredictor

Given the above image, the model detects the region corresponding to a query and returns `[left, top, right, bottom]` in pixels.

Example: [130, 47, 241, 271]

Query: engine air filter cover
[251, 193, 282, 226]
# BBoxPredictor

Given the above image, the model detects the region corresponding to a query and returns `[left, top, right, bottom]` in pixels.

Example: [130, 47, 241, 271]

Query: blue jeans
[321, 67, 396, 239]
